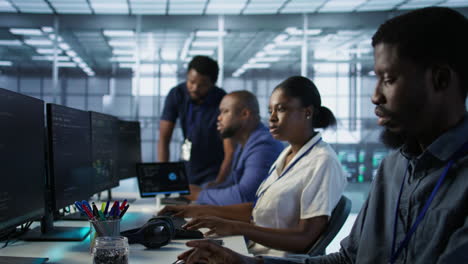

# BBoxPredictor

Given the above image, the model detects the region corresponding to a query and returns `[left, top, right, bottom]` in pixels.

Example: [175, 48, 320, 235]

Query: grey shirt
[264, 113, 468, 264]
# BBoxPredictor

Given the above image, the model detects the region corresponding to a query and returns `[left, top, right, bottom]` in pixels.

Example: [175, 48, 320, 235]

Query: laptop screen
[136, 162, 190, 197]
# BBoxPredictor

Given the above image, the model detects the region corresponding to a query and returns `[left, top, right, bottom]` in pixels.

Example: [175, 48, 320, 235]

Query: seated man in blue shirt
[184, 90, 284, 205]
[175, 7, 468, 264]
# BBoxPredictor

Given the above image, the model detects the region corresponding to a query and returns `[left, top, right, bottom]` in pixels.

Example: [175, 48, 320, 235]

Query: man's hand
[177, 239, 261, 264]
[184, 184, 203, 201]
[183, 216, 244, 236]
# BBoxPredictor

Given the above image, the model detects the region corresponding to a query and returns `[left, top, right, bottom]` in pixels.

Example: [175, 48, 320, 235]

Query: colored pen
[92, 202, 99, 217]
[100, 202, 106, 213]
[74, 201, 84, 213]
[120, 199, 127, 210]
[119, 204, 129, 219]
[92, 202, 105, 220]
[104, 200, 110, 216]
[97, 209, 106, 221]
[108, 205, 115, 220]
[82, 200, 92, 212]
[114, 201, 120, 218]
[111, 201, 119, 212]
[81, 204, 94, 219]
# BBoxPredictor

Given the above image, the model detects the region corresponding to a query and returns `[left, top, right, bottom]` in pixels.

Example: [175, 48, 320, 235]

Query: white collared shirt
[249, 132, 347, 257]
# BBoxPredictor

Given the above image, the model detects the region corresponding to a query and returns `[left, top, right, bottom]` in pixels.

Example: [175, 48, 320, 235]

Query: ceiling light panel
[439, 0, 468, 8]
[103, 30, 134, 37]
[24, 38, 53, 46]
[91, 0, 129, 14]
[0, 40, 22, 46]
[0, 61, 13, 66]
[356, 0, 403, 11]
[205, 0, 247, 14]
[0, 0, 16, 12]
[398, 0, 447, 9]
[318, 0, 367, 12]
[49, 0, 91, 14]
[10, 28, 43, 36]
[130, 0, 166, 14]
[188, 50, 214, 56]
[11, 0, 53, 13]
[280, 0, 323, 13]
[243, 1, 283, 14]
[169, 3, 204, 14]
[196, 30, 227, 37]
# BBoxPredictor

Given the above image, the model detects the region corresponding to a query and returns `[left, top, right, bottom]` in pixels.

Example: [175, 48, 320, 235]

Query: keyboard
[170, 216, 204, 239]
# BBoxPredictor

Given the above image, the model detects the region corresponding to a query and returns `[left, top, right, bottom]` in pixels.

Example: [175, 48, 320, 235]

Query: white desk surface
[0, 197, 250, 263]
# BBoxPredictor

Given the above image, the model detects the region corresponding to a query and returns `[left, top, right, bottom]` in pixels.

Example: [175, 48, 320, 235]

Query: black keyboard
[174, 228, 204, 239]
[169, 216, 204, 239]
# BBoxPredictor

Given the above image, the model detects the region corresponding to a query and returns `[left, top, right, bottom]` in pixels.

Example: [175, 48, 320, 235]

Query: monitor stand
[21, 213, 90, 241]
[0, 256, 48, 264]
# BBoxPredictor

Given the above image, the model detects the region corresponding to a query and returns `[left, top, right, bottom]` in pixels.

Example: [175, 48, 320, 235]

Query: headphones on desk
[121, 216, 175, 249]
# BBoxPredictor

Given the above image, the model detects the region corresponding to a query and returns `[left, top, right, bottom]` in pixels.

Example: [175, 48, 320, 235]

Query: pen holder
[92, 236, 129, 264]
[90, 219, 121, 252]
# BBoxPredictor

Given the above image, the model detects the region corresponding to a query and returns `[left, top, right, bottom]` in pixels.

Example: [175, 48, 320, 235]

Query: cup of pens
[74, 200, 130, 255]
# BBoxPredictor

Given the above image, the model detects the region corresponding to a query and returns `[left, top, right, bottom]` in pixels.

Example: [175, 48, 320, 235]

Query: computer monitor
[21, 103, 92, 241]
[335, 144, 359, 182]
[90, 111, 119, 194]
[47, 104, 94, 212]
[117, 120, 142, 180]
[136, 162, 190, 197]
[0, 89, 59, 257]
[0, 88, 46, 235]
[371, 146, 389, 180]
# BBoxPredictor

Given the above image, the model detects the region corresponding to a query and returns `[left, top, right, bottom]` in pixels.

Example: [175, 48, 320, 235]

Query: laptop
[136, 162, 190, 200]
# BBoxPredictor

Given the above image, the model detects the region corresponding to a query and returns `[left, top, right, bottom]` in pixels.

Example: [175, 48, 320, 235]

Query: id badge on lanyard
[180, 138, 192, 161]
[181, 103, 195, 161]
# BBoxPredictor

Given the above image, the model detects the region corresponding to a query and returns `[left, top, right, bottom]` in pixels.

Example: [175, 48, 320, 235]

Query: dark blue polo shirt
[161, 82, 226, 185]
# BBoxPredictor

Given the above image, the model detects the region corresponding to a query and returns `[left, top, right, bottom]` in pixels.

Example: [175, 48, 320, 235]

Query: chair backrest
[307, 195, 352, 256]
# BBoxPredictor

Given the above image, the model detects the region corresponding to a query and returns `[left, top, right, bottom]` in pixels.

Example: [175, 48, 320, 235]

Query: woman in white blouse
[159, 76, 347, 257]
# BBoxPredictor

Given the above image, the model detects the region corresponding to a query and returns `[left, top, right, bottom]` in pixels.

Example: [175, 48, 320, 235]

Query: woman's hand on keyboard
[182, 216, 242, 236]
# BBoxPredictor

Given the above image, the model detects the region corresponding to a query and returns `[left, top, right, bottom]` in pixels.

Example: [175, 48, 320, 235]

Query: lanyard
[390, 142, 468, 263]
[253, 137, 322, 209]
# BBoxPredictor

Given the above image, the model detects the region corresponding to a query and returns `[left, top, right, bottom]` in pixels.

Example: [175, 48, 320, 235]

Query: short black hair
[275, 76, 336, 129]
[188, 55, 219, 84]
[229, 90, 260, 119]
[372, 7, 468, 98]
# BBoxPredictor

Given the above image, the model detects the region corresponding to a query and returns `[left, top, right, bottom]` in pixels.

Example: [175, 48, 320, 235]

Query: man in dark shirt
[158, 56, 234, 185]
[175, 7, 468, 264]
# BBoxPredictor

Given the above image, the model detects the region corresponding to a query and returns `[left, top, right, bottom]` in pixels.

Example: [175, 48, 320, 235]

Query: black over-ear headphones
[121, 216, 175, 249]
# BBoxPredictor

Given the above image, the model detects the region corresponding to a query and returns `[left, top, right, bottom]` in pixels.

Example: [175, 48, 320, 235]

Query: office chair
[307, 195, 352, 256]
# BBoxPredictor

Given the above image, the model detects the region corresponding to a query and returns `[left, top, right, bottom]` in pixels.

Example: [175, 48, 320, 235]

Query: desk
[0, 198, 250, 263]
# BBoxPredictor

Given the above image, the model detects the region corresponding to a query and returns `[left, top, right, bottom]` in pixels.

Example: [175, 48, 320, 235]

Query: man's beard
[220, 126, 238, 139]
[380, 128, 406, 149]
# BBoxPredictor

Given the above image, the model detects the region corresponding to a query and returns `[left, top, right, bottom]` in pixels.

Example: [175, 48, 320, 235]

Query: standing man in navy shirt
[158, 56, 234, 185]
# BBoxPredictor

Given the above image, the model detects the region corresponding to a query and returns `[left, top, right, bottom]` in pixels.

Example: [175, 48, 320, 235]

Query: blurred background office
[0, 0, 467, 252]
